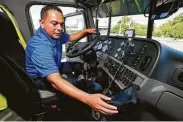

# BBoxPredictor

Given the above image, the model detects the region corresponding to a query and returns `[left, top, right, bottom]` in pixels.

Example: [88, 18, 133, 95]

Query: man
[25, 5, 118, 115]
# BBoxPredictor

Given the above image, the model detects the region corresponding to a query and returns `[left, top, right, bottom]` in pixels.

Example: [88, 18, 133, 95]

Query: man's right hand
[47, 73, 118, 115]
[85, 93, 118, 115]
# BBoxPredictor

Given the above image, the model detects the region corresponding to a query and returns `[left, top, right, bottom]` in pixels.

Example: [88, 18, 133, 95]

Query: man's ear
[39, 20, 44, 28]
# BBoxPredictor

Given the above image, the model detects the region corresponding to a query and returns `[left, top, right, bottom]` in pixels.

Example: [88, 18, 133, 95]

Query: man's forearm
[47, 72, 118, 115]
[47, 73, 90, 104]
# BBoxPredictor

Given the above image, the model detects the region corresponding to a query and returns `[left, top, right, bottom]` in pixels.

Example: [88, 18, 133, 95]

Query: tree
[171, 22, 183, 38]
[170, 13, 183, 25]
[111, 24, 120, 33]
[112, 13, 183, 38]
[120, 16, 131, 25]
[133, 24, 147, 36]
[153, 13, 183, 38]
[111, 16, 131, 34]
[159, 23, 172, 37]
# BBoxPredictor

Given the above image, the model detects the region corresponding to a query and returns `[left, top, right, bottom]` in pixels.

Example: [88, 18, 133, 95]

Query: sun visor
[92, 0, 151, 17]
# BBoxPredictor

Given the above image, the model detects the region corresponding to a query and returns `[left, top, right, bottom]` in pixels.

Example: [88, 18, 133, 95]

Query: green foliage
[153, 13, 183, 38]
[159, 23, 172, 37]
[111, 16, 147, 36]
[133, 24, 147, 36]
[170, 22, 183, 38]
[153, 29, 162, 37]
[111, 24, 120, 33]
[111, 16, 130, 34]
[170, 14, 183, 25]
[121, 16, 131, 25]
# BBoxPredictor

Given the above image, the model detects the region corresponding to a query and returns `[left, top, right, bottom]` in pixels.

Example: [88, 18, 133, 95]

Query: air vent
[178, 72, 183, 82]
[139, 56, 152, 71]
[172, 68, 183, 89]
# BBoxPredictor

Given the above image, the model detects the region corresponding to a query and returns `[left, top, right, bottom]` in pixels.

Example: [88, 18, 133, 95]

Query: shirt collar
[36, 27, 59, 46]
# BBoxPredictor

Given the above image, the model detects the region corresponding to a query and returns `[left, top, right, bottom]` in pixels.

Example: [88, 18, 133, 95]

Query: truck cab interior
[0, 0, 183, 121]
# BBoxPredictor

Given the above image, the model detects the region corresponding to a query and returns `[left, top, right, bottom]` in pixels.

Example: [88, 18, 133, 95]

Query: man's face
[40, 9, 64, 40]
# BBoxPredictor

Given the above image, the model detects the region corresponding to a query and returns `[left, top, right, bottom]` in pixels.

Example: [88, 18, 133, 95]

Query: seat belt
[0, 5, 26, 49]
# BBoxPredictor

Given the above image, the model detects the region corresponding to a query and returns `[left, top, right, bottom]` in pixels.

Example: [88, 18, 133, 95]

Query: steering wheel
[66, 37, 98, 58]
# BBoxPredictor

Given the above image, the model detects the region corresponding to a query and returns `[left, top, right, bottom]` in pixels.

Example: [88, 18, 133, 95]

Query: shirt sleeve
[31, 46, 59, 78]
[60, 32, 70, 44]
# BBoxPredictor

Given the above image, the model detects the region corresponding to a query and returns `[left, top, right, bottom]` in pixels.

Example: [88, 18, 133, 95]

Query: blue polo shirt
[25, 27, 70, 78]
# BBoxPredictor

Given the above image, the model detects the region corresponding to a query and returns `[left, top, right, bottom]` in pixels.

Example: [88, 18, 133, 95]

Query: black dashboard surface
[94, 36, 183, 90]
[95, 36, 160, 77]
[92, 36, 183, 120]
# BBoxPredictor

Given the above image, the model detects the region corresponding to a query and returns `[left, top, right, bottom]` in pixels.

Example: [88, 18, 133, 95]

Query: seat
[0, 7, 58, 120]
[0, 56, 41, 120]
[0, 9, 25, 67]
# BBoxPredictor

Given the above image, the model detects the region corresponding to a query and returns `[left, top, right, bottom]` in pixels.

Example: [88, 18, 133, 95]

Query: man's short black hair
[40, 5, 63, 19]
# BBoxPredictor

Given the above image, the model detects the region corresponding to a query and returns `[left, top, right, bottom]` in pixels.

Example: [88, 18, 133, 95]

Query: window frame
[25, 1, 87, 36]
[64, 11, 88, 42]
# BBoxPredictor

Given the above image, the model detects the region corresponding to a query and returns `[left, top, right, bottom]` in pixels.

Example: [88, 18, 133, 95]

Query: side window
[65, 14, 87, 42]
[29, 5, 78, 31]
[29, 5, 44, 31]
[64, 13, 87, 62]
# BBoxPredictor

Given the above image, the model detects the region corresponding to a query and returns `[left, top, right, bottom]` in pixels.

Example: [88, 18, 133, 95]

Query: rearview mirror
[152, 0, 182, 20]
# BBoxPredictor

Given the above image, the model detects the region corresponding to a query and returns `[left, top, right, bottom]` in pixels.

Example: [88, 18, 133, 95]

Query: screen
[124, 29, 135, 38]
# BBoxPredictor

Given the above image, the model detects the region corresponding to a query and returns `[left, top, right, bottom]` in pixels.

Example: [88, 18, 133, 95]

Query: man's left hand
[86, 28, 96, 34]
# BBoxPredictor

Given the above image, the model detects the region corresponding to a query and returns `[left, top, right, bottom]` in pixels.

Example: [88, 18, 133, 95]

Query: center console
[91, 55, 145, 121]
[90, 36, 161, 121]
[99, 55, 147, 89]
[91, 82, 140, 121]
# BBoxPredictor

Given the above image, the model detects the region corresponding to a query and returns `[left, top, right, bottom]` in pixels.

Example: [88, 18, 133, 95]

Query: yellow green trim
[0, 5, 27, 49]
[0, 93, 8, 110]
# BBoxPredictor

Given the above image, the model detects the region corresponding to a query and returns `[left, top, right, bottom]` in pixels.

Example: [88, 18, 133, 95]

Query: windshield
[152, 8, 183, 52]
[95, 14, 148, 37]
[95, 8, 183, 52]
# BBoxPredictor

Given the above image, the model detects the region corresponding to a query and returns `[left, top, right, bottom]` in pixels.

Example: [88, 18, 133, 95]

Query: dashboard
[95, 37, 160, 77]
[92, 36, 183, 120]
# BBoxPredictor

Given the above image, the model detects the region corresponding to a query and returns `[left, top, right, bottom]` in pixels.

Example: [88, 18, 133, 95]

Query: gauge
[96, 52, 102, 57]
[94, 41, 100, 49]
[121, 42, 126, 49]
[130, 43, 135, 47]
[120, 42, 125, 46]
[121, 50, 125, 58]
[97, 43, 103, 50]
[96, 51, 101, 55]
[108, 41, 112, 44]
[117, 48, 121, 52]
[129, 43, 135, 50]
[104, 40, 109, 44]
[102, 45, 108, 52]
[114, 53, 118, 58]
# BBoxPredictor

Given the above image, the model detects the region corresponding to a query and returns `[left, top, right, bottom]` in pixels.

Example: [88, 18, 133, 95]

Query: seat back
[0, 9, 58, 120]
[0, 8, 43, 120]
[0, 9, 25, 67]
[0, 56, 41, 120]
